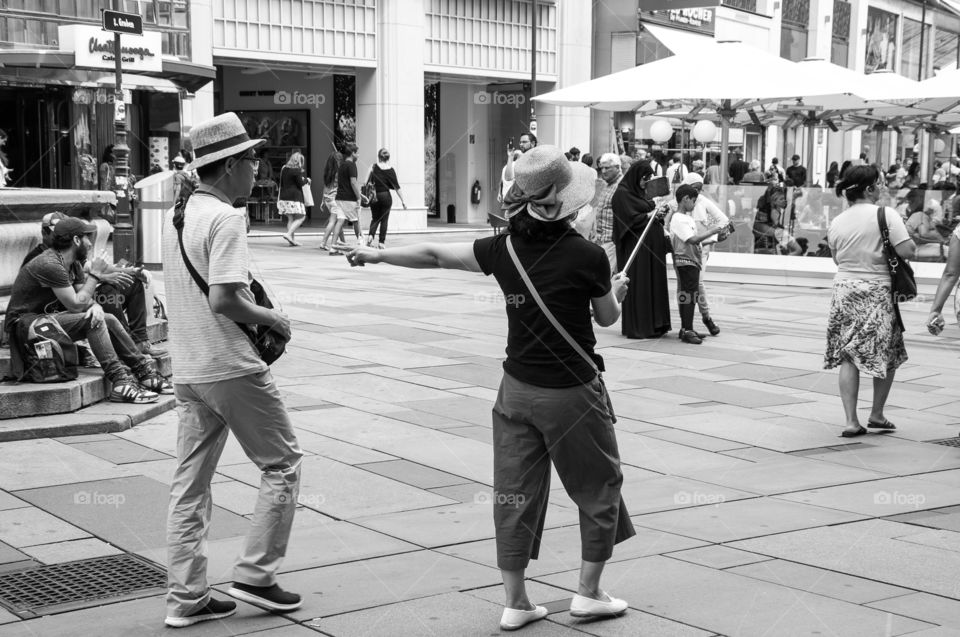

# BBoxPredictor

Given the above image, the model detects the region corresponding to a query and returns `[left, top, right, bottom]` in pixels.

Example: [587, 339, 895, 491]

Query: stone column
[355, 0, 427, 231]
[538, 0, 592, 151]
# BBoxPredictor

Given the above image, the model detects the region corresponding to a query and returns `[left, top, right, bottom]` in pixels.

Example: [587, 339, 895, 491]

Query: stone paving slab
[0, 439, 130, 490]
[356, 459, 472, 489]
[65, 437, 170, 464]
[0, 541, 28, 566]
[868, 593, 960, 629]
[0, 594, 292, 636]
[632, 498, 867, 543]
[19, 537, 122, 564]
[798, 437, 960, 475]
[727, 559, 913, 604]
[0, 506, 90, 547]
[665, 545, 772, 570]
[0, 491, 26, 511]
[773, 475, 960, 515]
[307, 590, 581, 637]
[650, 411, 857, 452]
[276, 549, 501, 621]
[13, 475, 249, 553]
[535, 555, 934, 637]
[730, 519, 960, 599]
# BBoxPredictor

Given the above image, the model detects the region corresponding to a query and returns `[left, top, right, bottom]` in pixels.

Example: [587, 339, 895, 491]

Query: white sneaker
[500, 605, 547, 630]
[569, 592, 628, 617]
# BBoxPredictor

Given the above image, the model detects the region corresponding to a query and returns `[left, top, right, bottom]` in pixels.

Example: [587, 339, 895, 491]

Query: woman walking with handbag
[825, 165, 915, 437]
[340, 146, 635, 631]
[366, 148, 407, 248]
[278, 151, 309, 246]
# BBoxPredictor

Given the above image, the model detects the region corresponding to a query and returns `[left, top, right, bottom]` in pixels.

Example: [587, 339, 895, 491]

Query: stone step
[0, 394, 175, 441]
[0, 351, 172, 420]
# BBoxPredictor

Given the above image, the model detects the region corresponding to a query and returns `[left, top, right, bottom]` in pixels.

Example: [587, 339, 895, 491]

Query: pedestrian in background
[825, 165, 915, 437]
[278, 151, 309, 246]
[342, 145, 635, 632]
[592, 153, 623, 273]
[612, 160, 671, 339]
[366, 148, 407, 249]
[328, 143, 364, 253]
[319, 151, 344, 251]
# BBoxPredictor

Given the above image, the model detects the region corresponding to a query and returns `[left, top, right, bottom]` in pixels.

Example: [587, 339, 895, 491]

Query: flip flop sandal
[281, 234, 295, 246]
[867, 420, 896, 430]
[841, 426, 868, 438]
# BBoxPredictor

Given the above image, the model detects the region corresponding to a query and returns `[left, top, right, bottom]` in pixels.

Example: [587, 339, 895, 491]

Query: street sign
[102, 10, 143, 35]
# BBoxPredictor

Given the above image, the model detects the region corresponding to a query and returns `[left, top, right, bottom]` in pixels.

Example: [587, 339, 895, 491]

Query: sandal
[841, 426, 867, 438]
[867, 419, 897, 430]
[110, 381, 159, 404]
[281, 234, 296, 246]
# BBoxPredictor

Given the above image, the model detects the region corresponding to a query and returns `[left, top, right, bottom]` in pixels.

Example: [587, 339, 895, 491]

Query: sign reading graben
[102, 9, 143, 35]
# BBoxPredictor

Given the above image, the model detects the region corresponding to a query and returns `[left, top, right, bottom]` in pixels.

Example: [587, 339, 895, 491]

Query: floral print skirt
[824, 279, 907, 378]
[277, 200, 305, 217]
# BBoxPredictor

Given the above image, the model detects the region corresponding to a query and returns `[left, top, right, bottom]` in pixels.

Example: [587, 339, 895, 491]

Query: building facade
[1, 0, 593, 229]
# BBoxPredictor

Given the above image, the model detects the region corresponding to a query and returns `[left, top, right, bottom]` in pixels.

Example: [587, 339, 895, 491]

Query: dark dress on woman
[611, 161, 672, 338]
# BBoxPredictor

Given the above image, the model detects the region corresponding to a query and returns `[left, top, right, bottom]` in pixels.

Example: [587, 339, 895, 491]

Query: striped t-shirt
[161, 188, 266, 384]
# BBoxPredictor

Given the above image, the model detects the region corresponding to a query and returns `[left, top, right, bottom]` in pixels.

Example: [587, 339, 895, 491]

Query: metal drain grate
[0, 554, 166, 619]
[929, 437, 960, 447]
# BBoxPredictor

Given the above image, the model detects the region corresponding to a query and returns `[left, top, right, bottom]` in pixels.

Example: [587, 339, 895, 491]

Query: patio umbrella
[534, 39, 854, 181]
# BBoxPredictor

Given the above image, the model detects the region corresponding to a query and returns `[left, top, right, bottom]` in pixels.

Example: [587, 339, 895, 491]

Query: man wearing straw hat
[162, 112, 302, 628]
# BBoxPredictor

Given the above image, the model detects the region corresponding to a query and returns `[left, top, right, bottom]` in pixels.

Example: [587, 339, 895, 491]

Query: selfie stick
[617, 210, 661, 276]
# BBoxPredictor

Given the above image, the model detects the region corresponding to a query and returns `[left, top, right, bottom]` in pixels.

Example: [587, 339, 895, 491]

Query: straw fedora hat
[504, 145, 596, 222]
[186, 112, 265, 171]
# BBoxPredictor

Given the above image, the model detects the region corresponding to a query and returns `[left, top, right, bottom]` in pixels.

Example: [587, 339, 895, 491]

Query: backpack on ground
[9, 315, 79, 383]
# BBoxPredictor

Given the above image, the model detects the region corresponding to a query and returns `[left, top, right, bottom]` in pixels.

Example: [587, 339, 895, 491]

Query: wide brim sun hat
[186, 112, 266, 171]
[503, 145, 596, 222]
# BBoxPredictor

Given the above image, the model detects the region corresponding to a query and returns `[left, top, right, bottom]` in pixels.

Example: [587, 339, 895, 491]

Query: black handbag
[172, 197, 287, 365]
[360, 170, 378, 208]
[877, 206, 917, 330]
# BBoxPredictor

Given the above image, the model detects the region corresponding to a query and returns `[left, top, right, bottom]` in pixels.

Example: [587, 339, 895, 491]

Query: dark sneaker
[137, 340, 167, 357]
[138, 372, 173, 395]
[702, 316, 720, 336]
[227, 582, 302, 612]
[165, 597, 237, 628]
[110, 380, 159, 404]
[679, 329, 703, 345]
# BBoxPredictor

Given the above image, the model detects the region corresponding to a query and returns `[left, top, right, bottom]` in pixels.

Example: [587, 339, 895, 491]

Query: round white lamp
[650, 120, 673, 143]
[693, 120, 717, 143]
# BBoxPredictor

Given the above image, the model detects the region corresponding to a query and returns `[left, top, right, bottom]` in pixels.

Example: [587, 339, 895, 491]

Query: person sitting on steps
[4, 217, 170, 401]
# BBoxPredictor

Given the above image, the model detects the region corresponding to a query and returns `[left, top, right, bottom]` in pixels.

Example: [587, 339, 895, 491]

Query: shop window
[902, 18, 931, 80]
[934, 29, 959, 72]
[780, 24, 808, 61]
[831, 0, 850, 67]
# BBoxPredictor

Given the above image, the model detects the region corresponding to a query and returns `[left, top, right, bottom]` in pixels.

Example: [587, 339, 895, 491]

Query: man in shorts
[329, 142, 363, 254]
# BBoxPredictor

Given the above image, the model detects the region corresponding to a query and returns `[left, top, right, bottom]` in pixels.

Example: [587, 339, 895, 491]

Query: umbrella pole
[719, 103, 732, 186]
[805, 111, 816, 187]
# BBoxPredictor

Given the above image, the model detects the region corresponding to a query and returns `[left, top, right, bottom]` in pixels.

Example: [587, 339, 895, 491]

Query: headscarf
[611, 160, 656, 243]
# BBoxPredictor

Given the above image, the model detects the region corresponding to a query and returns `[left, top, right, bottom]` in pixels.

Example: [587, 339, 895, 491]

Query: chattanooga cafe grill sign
[639, 0, 718, 36]
[57, 24, 162, 73]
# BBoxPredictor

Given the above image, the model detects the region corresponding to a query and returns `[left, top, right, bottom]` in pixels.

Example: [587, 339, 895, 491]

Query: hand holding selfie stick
[618, 205, 666, 275]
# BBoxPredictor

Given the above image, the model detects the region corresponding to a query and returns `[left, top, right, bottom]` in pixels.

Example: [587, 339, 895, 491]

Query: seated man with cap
[22, 212, 166, 358]
[5, 216, 170, 401]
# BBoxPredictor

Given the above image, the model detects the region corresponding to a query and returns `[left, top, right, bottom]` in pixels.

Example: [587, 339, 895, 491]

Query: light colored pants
[698, 245, 712, 318]
[166, 370, 303, 617]
[601, 241, 617, 274]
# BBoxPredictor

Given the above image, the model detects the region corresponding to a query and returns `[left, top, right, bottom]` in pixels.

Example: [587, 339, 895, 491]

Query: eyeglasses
[239, 156, 259, 170]
[599, 164, 618, 170]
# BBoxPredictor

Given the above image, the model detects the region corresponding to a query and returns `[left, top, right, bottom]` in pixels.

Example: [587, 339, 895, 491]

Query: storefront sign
[640, 8, 717, 36]
[641, 0, 720, 10]
[58, 25, 162, 73]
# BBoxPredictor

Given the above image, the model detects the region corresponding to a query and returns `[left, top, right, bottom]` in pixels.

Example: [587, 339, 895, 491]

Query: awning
[640, 23, 713, 57]
[0, 51, 214, 93]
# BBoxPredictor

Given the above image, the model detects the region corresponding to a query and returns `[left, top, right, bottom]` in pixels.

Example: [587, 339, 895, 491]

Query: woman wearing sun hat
[343, 145, 635, 631]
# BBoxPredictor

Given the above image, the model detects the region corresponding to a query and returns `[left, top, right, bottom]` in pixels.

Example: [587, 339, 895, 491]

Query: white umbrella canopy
[534, 40, 852, 113]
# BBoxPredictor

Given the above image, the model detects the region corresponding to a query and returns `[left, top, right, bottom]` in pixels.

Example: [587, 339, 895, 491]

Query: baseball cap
[51, 217, 97, 241]
[682, 172, 704, 186]
[41, 211, 66, 231]
[172, 154, 186, 166]
[791, 154, 801, 161]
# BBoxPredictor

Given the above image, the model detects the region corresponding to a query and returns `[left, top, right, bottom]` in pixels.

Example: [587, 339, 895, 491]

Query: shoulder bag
[877, 205, 917, 331]
[361, 169, 378, 207]
[504, 236, 615, 419]
[172, 197, 287, 365]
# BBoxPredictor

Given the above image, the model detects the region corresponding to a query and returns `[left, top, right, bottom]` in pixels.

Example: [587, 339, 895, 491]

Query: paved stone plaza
[2, 232, 960, 636]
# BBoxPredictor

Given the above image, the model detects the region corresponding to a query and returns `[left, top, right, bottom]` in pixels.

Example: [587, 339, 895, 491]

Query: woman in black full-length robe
[611, 161, 672, 339]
